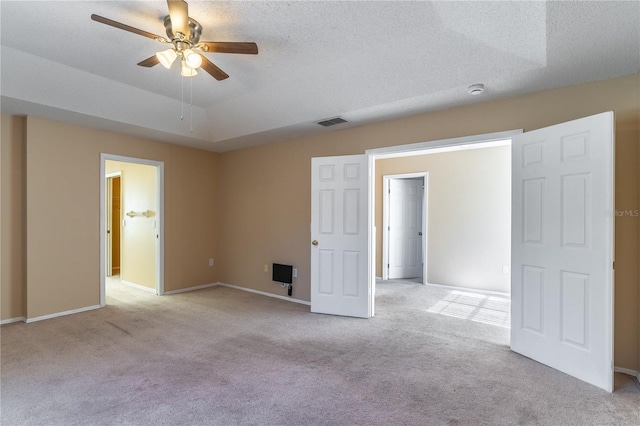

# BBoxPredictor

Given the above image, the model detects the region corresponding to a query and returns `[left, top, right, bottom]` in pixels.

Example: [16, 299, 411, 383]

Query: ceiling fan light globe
[183, 49, 202, 69]
[181, 61, 198, 77]
[156, 48, 177, 69]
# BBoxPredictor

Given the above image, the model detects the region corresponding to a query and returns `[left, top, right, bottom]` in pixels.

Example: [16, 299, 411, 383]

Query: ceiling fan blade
[198, 42, 258, 55]
[200, 56, 229, 81]
[91, 14, 164, 41]
[138, 55, 160, 67]
[167, 0, 190, 38]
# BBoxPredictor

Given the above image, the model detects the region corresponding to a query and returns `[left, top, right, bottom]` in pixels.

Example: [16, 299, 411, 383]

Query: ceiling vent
[316, 117, 348, 127]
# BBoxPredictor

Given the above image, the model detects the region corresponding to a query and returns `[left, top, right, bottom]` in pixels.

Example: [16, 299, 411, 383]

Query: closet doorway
[105, 172, 121, 277]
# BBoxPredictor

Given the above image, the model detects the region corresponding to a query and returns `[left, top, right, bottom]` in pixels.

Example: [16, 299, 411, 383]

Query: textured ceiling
[1, 1, 639, 152]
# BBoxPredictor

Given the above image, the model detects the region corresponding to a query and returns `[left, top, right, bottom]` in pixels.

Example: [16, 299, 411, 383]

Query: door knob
[418, 232, 423, 236]
[312, 240, 319, 246]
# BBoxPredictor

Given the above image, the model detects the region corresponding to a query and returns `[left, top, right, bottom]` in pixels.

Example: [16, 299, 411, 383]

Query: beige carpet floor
[1, 278, 639, 425]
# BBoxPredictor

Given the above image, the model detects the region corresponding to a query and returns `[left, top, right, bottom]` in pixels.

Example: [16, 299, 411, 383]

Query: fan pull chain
[180, 73, 184, 121]
[190, 75, 193, 133]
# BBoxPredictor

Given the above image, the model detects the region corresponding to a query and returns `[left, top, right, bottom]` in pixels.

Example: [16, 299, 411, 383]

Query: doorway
[382, 174, 427, 282]
[106, 173, 121, 277]
[376, 139, 512, 295]
[99, 154, 165, 306]
[312, 114, 615, 391]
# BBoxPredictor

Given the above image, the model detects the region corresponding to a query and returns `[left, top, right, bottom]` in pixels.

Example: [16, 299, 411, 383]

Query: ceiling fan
[91, 0, 258, 81]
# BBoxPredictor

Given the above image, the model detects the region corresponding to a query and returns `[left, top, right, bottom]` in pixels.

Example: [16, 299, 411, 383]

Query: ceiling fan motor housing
[164, 16, 202, 44]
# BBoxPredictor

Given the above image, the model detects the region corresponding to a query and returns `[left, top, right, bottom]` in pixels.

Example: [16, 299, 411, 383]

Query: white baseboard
[0, 316, 26, 325]
[120, 280, 156, 293]
[25, 305, 101, 323]
[424, 281, 510, 298]
[163, 282, 218, 295]
[614, 367, 640, 384]
[162, 282, 310, 307]
[216, 282, 311, 306]
[380, 278, 510, 297]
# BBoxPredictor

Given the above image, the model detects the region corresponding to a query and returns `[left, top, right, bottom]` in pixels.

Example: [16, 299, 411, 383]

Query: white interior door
[311, 155, 371, 318]
[388, 178, 423, 279]
[511, 112, 614, 392]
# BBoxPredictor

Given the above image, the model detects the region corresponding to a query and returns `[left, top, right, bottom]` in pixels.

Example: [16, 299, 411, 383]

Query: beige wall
[376, 146, 511, 293]
[0, 116, 221, 320]
[218, 73, 639, 371]
[1, 73, 638, 371]
[0, 115, 26, 320]
[106, 161, 157, 289]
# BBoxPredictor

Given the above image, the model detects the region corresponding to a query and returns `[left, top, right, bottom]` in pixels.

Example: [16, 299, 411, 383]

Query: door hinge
[387, 263, 390, 268]
[388, 188, 391, 194]
[388, 226, 390, 231]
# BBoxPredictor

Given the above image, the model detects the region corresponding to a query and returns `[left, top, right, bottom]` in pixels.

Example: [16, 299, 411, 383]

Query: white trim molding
[0, 316, 27, 325]
[163, 283, 219, 295]
[614, 367, 640, 384]
[216, 282, 311, 306]
[120, 280, 156, 293]
[163, 281, 311, 305]
[366, 130, 520, 158]
[423, 281, 510, 298]
[25, 305, 101, 323]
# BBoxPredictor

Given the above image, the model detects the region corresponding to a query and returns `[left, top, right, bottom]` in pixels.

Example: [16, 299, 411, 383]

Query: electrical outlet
[264, 264, 268, 273]
[209, 258, 214, 267]
[293, 268, 297, 278]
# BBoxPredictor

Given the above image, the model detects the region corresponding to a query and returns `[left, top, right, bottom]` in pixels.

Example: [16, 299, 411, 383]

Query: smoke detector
[468, 84, 485, 96]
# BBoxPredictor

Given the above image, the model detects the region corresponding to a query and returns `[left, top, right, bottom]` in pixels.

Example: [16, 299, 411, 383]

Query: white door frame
[99, 154, 165, 306]
[382, 173, 428, 282]
[366, 130, 519, 310]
